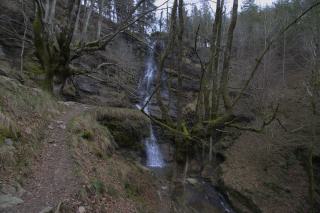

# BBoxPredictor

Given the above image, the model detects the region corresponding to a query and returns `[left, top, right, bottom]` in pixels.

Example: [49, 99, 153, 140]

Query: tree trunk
[210, 0, 224, 119]
[32, 0, 81, 93]
[74, 1, 82, 36]
[44, 0, 50, 22]
[176, 0, 184, 131]
[97, 0, 105, 38]
[48, 0, 57, 25]
[156, 0, 178, 123]
[83, 0, 94, 41]
[219, 0, 238, 111]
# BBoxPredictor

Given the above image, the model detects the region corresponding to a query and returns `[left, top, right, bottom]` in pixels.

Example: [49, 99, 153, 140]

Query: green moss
[124, 182, 141, 198]
[106, 184, 118, 198]
[95, 107, 150, 151]
[81, 129, 94, 140]
[24, 59, 44, 75]
[263, 182, 290, 194]
[0, 122, 19, 142]
[91, 179, 106, 195]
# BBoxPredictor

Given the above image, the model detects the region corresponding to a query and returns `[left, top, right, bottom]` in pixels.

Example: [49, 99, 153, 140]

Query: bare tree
[82, 0, 95, 41]
[32, 0, 165, 94]
[155, 0, 178, 123]
[97, 0, 106, 38]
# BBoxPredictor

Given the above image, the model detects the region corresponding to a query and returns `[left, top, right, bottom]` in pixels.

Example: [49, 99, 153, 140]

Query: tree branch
[227, 104, 279, 133]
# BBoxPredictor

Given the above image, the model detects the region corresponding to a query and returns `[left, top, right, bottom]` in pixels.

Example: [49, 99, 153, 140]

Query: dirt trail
[7, 102, 88, 213]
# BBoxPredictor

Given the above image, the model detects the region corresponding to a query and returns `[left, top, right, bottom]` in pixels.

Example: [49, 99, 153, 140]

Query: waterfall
[136, 43, 165, 168]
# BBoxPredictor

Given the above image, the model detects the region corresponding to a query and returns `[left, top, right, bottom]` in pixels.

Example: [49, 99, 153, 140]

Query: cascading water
[136, 43, 165, 168]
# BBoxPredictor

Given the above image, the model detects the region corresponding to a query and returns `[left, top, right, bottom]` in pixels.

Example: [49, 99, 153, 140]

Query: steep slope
[0, 75, 169, 212]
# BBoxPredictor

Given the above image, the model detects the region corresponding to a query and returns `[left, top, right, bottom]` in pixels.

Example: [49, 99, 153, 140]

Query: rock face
[69, 37, 146, 107]
[0, 0, 148, 108]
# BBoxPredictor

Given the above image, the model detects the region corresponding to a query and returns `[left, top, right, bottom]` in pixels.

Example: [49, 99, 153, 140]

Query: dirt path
[7, 102, 88, 213]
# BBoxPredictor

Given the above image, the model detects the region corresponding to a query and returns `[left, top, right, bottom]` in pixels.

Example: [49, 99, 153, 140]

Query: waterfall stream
[136, 44, 165, 168]
[136, 43, 234, 212]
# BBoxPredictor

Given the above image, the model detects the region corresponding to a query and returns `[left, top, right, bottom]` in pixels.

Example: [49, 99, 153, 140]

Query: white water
[136, 44, 165, 168]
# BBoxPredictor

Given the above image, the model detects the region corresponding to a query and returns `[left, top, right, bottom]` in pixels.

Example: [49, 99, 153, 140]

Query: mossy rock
[96, 107, 150, 151]
[69, 112, 116, 159]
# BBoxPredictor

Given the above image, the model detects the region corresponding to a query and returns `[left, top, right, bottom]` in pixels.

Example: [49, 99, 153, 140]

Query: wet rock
[0, 194, 23, 209]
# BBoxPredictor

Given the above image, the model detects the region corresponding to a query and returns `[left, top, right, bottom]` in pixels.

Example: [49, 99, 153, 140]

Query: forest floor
[5, 102, 89, 213]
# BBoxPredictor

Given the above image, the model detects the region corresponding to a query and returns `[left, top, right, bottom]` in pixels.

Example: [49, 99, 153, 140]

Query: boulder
[0, 194, 23, 209]
[96, 107, 150, 151]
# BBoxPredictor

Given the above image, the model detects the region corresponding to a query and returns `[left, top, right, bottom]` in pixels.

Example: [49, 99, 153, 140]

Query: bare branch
[227, 104, 279, 133]
[72, 0, 169, 60]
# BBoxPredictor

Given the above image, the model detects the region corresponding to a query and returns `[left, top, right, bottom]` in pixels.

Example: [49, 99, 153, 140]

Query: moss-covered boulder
[95, 107, 150, 151]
